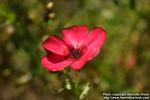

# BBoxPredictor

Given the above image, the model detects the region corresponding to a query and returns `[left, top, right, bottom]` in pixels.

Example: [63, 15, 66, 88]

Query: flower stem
[62, 68, 80, 100]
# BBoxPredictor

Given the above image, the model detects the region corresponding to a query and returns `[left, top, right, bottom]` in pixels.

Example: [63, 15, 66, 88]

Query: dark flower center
[69, 46, 85, 60]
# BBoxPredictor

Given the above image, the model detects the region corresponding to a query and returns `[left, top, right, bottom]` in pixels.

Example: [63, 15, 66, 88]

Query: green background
[0, 0, 150, 100]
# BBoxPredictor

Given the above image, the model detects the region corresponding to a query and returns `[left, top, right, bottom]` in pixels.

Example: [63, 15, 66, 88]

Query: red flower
[41, 25, 106, 71]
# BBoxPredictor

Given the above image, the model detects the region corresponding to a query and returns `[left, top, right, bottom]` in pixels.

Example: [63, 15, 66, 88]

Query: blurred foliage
[0, 0, 150, 100]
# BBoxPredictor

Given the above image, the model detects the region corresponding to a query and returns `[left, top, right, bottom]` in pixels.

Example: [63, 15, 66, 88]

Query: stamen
[69, 46, 83, 60]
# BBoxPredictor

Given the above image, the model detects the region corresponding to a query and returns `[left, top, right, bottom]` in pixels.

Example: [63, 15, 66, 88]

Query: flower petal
[41, 54, 73, 71]
[71, 27, 106, 70]
[71, 51, 90, 70]
[62, 25, 88, 48]
[85, 27, 106, 59]
[42, 35, 69, 56]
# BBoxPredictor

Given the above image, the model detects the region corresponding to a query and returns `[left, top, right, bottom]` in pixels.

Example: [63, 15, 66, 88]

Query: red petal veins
[62, 25, 88, 48]
[71, 27, 106, 70]
[41, 54, 73, 71]
[42, 35, 69, 56]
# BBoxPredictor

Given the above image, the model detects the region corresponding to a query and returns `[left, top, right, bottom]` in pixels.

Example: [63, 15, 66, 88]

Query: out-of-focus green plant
[0, 3, 15, 25]
[0, 0, 150, 100]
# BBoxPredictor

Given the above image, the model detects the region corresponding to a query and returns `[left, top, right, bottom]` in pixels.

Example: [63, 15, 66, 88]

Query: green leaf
[79, 82, 90, 99]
